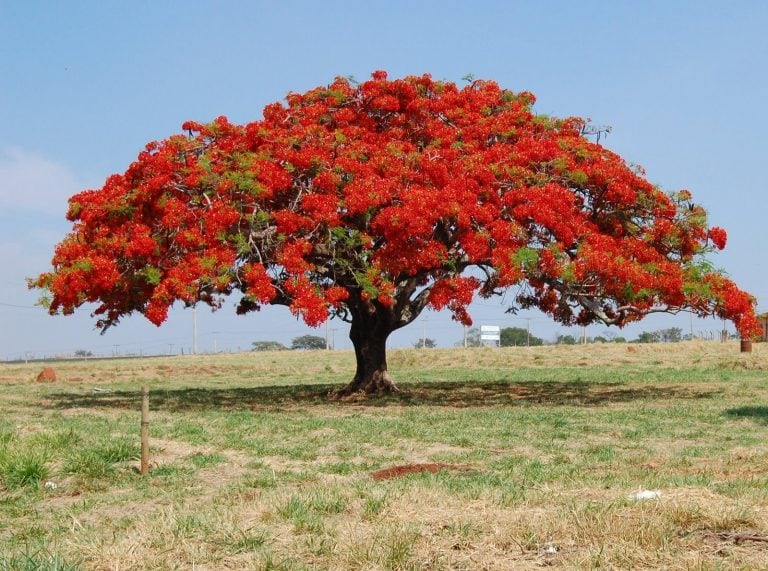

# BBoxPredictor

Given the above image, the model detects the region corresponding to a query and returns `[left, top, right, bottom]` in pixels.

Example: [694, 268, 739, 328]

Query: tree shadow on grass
[42, 378, 722, 413]
[723, 406, 768, 424]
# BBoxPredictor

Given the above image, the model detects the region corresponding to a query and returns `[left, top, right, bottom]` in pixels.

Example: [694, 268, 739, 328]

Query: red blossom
[278, 239, 314, 273]
[325, 286, 349, 307]
[708, 227, 727, 250]
[243, 264, 276, 303]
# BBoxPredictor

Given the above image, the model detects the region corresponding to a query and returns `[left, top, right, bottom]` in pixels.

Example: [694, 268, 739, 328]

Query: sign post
[480, 325, 501, 347]
[140, 386, 150, 475]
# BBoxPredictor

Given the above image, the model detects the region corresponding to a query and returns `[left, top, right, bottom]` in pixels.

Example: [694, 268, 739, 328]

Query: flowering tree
[33, 72, 760, 394]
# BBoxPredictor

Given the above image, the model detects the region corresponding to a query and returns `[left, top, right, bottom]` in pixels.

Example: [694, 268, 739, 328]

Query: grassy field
[2, 341, 768, 570]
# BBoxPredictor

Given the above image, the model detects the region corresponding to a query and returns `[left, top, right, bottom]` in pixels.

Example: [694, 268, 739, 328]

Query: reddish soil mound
[371, 463, 466, 481]
[36, 367, 57, 383]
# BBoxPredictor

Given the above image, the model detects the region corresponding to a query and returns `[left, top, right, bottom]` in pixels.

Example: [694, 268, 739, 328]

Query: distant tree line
[253, 325, 698, 352]
[414, 338, 437, 349]
[251, 341, 288, 352]
[633, 327, 683, 343]
[460, 326, 545, 347]
[252, 335, 327, 351]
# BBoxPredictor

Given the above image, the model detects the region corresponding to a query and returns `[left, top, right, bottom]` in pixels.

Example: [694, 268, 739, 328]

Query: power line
[0, 302, 40, 309]
[0, 301, 92, 312]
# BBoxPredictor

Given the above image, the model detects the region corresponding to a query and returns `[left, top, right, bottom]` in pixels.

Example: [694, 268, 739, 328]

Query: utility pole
[463, 325, 468, 349]
[689, 312, 694, 340]
[325, 321, 330, 350]
[193, 306, 198, 355]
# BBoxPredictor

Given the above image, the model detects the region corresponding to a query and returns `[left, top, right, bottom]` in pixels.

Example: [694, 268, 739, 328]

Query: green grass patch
[0, 451, 50, 490]
[0, 547, 81, 571]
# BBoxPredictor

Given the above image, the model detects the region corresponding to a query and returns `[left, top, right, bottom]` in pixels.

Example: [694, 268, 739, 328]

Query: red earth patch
[371, 463, 469, 481]
[36, 367, 57, 383]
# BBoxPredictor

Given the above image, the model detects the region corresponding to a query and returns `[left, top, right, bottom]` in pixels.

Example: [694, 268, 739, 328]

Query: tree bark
[334, 305, 399, 396]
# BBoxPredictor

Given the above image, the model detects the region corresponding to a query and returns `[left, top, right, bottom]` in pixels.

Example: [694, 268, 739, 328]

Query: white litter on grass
[539, 542, 558, 555]
[43, 480, 58, 490]
[628, 489, 661, 500]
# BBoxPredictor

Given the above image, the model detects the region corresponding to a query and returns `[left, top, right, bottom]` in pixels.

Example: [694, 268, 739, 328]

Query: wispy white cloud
[0, 238, 51, 299]
[0, 148, 82, 314]
[0, 147, 80, 215]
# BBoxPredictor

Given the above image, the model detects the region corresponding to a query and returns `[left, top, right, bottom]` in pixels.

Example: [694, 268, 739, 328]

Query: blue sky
[1, 1, 766, 359]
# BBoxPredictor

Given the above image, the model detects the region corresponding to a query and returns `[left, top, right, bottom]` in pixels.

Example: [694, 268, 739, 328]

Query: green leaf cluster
[512, 247, 539, 271]
[140, 266, 162, 285]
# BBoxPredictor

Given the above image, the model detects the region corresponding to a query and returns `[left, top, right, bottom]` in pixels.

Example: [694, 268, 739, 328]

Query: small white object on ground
[538, 542, 558, 555]
[628, 489, 661, 500]
[43, 480, 58, 490]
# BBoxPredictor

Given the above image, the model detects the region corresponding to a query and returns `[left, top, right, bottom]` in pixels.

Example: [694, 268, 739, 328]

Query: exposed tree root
[330, 372, 401, 399]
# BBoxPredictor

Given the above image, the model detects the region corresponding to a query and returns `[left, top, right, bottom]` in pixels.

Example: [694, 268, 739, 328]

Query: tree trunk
[335, 309, 399, 397]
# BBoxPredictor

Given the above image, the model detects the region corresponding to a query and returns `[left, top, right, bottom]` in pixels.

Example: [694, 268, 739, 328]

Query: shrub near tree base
[33, 72, 760, 395]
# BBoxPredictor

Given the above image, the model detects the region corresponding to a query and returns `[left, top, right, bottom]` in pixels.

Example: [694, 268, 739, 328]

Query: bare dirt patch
[148, 438, 251, 481]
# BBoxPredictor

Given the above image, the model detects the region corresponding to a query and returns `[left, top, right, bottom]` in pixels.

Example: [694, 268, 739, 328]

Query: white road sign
[480, 325, 500, 341]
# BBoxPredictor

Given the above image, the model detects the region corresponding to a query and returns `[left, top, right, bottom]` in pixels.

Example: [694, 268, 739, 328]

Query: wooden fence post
[140, 385, 150, 475]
